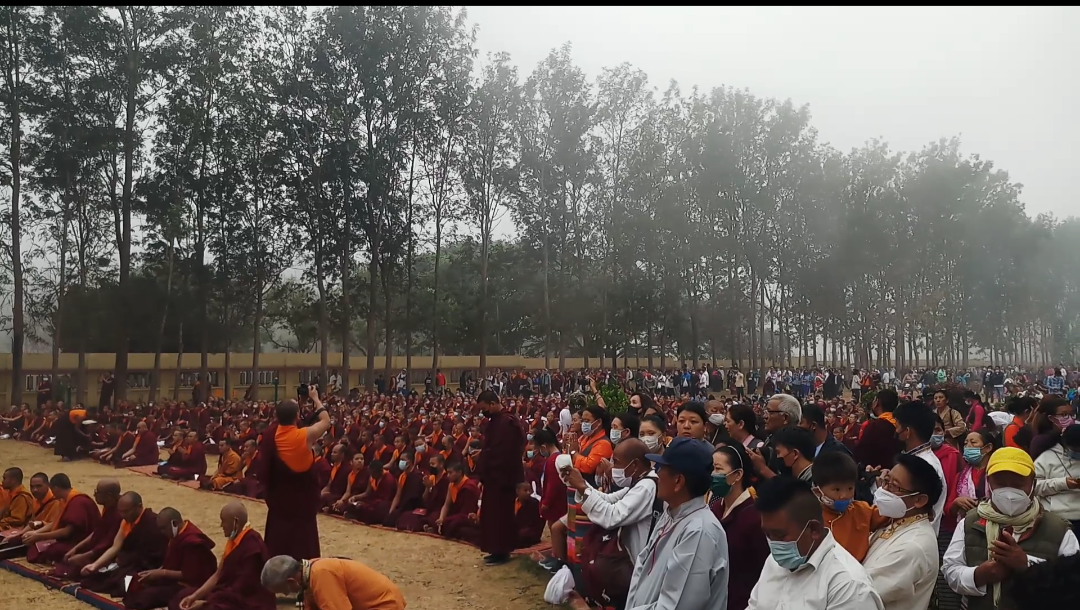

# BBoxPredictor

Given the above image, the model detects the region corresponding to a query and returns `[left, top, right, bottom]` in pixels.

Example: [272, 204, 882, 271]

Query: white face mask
[611, 466, 634, 488]
[873, 487, 914, 519]
[708, 413, 725, 426]
[610, 429, 624, 445]
[641, 435, 661, 451]
[170, 520, 180, 537]
[991, 486, 1032, 517]
[227, 518, 242, 540]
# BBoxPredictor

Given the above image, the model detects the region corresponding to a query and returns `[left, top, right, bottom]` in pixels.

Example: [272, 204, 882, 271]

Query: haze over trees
[1, 6, 1077, 406]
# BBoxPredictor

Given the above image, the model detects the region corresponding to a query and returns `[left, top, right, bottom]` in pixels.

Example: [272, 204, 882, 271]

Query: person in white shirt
[558, 404, 573, 437]
[748, 476, 884, 610]
[893, 401, 947, 536]
[1033, 422, 1080, 529]
[941, 447, 1079, 610]
[863, 452, 943, 610]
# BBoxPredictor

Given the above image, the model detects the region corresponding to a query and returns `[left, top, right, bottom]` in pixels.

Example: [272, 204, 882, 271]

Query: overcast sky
[467, 5, 1078, 220]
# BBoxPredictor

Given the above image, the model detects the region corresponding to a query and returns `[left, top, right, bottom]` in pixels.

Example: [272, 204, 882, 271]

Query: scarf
[976, 498, 1041, 608]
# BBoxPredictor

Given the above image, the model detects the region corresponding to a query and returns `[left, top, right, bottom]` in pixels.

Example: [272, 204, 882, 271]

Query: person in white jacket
[1034, 423, 1080, 533]
[560, 437, 659, 560]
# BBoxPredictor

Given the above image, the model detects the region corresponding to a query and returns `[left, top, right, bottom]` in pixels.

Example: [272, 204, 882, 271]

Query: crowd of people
[1, 363, 1079, 610]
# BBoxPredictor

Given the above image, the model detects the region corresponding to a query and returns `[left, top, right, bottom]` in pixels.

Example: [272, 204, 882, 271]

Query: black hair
[876, 389, 899, 413]
[1061, 424, 1080, 449]
[894, 453, 943, 514]
[895, 401, 936, 443]
[612, 412, 640, 438]
[582, 405, 609, 432]
[48, 473, 72, 490]
[369, 459, 384, 473]
[641, 414, 667, 434]
[632, 392, 657, 413]
[446, 461, 465, 474]
[2, 467, 23, 483]
[1012, 554, 1080, 610]
[754, 475, 823, 524]
[772, 427, 817, 462]
[811, 451, 859, 488]
[801, 403, 826, 429]
[1008, 396, 1037, 416]
[533, 427, 561, 450]
[715, 443, 757, 483]
[676, 401, 707, 424]
[476, 390, 500, 405]
[1037, 396, 1072, 435]
[727, 404, 758, 437]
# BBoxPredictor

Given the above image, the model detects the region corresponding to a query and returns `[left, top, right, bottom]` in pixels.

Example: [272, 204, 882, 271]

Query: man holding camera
[257, 385, 332, 562]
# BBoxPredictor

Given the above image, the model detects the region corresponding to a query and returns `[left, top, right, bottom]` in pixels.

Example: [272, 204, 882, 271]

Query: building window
[240, 370, 281, 386]
[299, 369, 335, 384]
[25, 375, 40, 392]
[239, 371, 251, 386]
[127, 373, 150, 389]
[179, 371, 219, 388]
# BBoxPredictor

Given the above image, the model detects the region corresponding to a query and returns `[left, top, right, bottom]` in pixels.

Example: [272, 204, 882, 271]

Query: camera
[298, 383, 308, 400]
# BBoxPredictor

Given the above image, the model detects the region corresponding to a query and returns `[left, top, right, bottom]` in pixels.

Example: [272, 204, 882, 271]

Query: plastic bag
[544, 565, 574, 605]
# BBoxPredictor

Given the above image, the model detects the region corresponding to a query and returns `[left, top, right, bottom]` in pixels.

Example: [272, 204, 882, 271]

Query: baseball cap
[646, 437, 713, 478]
[987, 447, 1034, 477]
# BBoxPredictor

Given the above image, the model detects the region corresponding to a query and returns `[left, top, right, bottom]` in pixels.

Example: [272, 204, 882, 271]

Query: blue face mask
[813, 486, 851, 514]
[963, 447, 984, 466]
[526, 450, 535, 459]
[580, 422, 593, 436]
[767, 522, 811, 571]
[398, 460, 408, 471]
[930, 434, 945, 449]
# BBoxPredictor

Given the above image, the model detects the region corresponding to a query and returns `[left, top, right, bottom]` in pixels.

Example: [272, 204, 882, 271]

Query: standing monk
[0, 468, 33, 531]
[79, 491, 168, 596]
[256, 386, 331, 561]
[50, 478, 123, 578]
[123, 507, 217, 610]
[25, 473, 100, 564]
[173, 501, 276, 610]
[475, 390, 526, 566]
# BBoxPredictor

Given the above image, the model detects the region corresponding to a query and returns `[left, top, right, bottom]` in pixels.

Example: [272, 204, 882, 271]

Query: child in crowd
[810, 451, 890, 561]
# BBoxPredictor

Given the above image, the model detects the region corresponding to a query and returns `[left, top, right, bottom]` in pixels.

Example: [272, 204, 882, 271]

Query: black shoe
[483, 553, 511, 566]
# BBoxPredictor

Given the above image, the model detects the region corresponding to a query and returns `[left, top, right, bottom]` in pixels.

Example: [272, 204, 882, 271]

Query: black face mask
[428, 466, 438, 475]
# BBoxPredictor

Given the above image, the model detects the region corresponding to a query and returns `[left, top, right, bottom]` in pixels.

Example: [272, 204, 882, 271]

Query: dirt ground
[0, 441, 553, 610]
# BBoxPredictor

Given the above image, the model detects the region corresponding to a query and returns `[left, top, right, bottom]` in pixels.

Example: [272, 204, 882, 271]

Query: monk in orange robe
[25, 473, 101, 564]
[229, 440, 263, 498]
[171, 501, 275, 610]
[329, 453, 368, 515]
[79, 491, 168, 597]
[347, 460, 397, 525]
[121, 421, 161, 467]
[123, 507, 217, 610]
[203, 439, 243, 491]
[319, 443, 352, 510]
[0, 468, 33, 531]
[50, 478, 123, 578]
[431, 462, 481, 542]
[257, 389, 331, 561]
[396, 454, 449, 532]
[383, 450, 424, 527]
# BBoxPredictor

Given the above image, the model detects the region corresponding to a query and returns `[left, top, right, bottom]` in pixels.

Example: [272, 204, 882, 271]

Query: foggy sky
[467, 5, 1078, 220]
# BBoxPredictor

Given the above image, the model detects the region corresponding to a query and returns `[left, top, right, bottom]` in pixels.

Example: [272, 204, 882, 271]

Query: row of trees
[2, 6, 1077, 407]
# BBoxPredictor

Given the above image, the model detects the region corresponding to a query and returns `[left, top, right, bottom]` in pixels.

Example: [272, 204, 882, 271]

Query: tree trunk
[150, 241, 174, 403]
[173, 322, 183, 401]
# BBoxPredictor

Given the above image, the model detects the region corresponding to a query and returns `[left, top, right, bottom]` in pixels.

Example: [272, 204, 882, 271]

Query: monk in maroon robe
[347, 460, 396, 525]
[475, 390, 526, 565]
[171, 501, 275, 610]
[319, 443, 351, 510]
[26, 474, 101, 565]
[328, 453, 368, 515]
[382, 451, 425, 527]
[228, 440, 263, 499]
[49, 478, 123, 578]
[160, 431, 208, 480]
[79, 492, 168, 597]
[514, 482, 544, 548]
[433, 462, 481, 544]
[257, 391, 331, 561]
[396, 454, 449, 532]
[123, 508, 217, 610]
[121, 422, 161, 467]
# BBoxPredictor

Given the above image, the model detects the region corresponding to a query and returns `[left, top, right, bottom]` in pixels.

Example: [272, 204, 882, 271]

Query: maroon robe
[257, 423, 321, 561]
[123, 522, 217, 610]
[441, 478, 482, 544]
[514, 496, 544, 548]
[382, 470, 424, 527]
[321, 461, 352, 508]
[127, 432, 161, 467]
[49, 505, 123, 578]
[27, 493, 101, 565]
[106, 432, 137, 465]
[348, 471, 397, 525]
[312, 456, 332, 490]
[159, 443, 208, 480]
[80, 509, 168, 596]
[854, 418, 903, 470]
[396, 474, 450, 532]
[476, 409, 526, 555]
[168, 529, 275, 610]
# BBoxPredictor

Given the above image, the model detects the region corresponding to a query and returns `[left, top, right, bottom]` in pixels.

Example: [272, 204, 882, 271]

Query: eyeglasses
[881, 475, 916, 495]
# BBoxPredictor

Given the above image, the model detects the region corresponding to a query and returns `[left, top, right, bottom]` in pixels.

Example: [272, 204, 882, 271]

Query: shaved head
[158, 506, 181, 523]
[96, 478, 120, 496]
[221, 500, 247, 523]
[613, 437, 648, 463]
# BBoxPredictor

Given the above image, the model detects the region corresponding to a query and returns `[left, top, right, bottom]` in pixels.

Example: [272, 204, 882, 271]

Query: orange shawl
[223, 525, 252, 559]
[275, 425, 314, 472]
[449, 476, 470, 504]
[120, 507, 146, 536]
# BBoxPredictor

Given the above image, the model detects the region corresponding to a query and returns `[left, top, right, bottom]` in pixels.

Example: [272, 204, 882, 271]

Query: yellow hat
[986, 447, 1034, 477]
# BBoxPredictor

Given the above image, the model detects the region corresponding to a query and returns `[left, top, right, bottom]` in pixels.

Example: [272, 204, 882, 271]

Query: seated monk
[160, 431, 208, 481]
[79, 491, 168, 597]
[430, 462, 481, 544]
[329, 453, 368, 515]
[203, 439, 243, 491]
[0, 468, 33, 531]
[24, 473, 100, 564]
[123, 507, 217, 610]
[94, 425, 136, 465]
[346, 459, 397, 525]
[383, 450, 424, 527]
[319, 443, 352, 510]
[513, 482, 544, 549]
[396, 454, 449, 532]
[120, 421, 161, 467]
[172, 501, 275, 610]
[50, 478, 123, 578]
[158, 429, 186, 473]
[228, 440, 262, 498]
[0, 472, 61, 556]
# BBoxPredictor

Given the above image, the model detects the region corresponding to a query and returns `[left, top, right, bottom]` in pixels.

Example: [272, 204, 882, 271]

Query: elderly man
[79, 491, 168, 596]
[748, 476, 884, 610]
[942, 447, 1079, 610]
[175, 501, 275, 610]
[123, 507, 217, 610]
[120, 421, 161, 467]
[748, 393, 803, 479]
[625, 437, 728, 610]
[50, 478, 123, 578]
[261, 555, 405, 610]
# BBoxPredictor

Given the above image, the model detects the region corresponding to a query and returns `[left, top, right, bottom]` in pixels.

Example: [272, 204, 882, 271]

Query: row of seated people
[0, 469, 274, 610]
